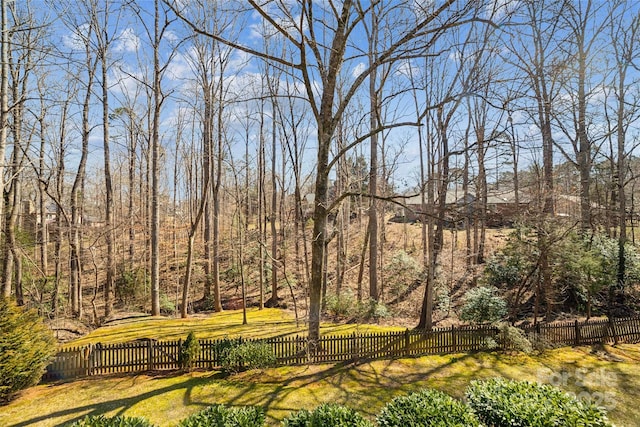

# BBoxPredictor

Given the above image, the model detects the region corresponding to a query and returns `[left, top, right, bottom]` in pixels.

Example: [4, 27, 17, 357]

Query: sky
[12, 0, 640, 202]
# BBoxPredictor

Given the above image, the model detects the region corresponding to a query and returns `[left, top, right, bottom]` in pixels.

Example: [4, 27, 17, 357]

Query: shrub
[466, 378, 612, 427]
[460, 286, 507, 324]
[159, 293, 176, 315]
[221, 341, 276, 374]
[376, 388, 482, 427]
[383, 250, 423, 298]
[69, 415, 155, 426]
[115, 266, 149, 307]
[0, 299, 56, 403]
[495, 323, 533, 354]
[179, 332, 201, 371]
[367, 299, 390, 321]
[324, 290, 358, 318]
[283, 403, 373, 427]
[178, 404, 265, 427]
[324, 291, 390, 322]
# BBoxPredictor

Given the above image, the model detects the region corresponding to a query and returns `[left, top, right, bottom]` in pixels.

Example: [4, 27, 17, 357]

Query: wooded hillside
[2, 1, 640, 340]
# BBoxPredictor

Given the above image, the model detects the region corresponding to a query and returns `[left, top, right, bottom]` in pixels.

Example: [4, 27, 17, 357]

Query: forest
[2, 0, 640, 343]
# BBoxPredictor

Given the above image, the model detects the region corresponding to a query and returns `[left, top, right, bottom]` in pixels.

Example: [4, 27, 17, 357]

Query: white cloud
[228, 50, 251, 74]
[62, 23, 90, 50]
[352, 62, 366, 78]
[109, 66, 144, 99]
[167, 50, 192, 81]
[485, 0, 520, 21]
[114, 28, 140, 53]
[396, 59, 421, 80]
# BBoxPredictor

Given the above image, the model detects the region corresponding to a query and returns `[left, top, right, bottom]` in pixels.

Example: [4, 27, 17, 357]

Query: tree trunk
[150, 0, 162, 316]
[0, 0, 9, 297]
[269, 95, 279, 304]
[101, 47, 114, 319]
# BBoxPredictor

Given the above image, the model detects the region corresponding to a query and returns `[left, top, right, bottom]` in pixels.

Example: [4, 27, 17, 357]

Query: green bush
[324, 290, 358, 318]
[495, 323, 533, 354]
[178, 404, 265, 427]
[383, 250, 423, 298]
[466, 378, 612, 427]
[115, 266, 149, 307]
[69, 415, 155, 426]
[282, 403, 373, 427]
[221, 341, 276, 374]
[0, 299, 56, 403]
[460, 286, 507, 324]
[179, 332, 201, 371]
[324, 291, 390, 322]
[159, 293, 176, 315]
[366, 299, 390, 321]
[376, 388, 482, 427]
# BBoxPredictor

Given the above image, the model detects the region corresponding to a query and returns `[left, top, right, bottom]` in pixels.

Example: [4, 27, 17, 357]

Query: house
[393, 186, 532, 228]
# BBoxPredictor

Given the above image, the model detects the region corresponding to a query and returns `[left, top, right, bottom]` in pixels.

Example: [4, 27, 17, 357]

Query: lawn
[2, 309, 639, 426]
[62, 308, 406, 348]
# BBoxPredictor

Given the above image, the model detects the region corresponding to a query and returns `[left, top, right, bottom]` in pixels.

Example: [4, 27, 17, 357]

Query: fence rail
[43, 316, 640, 381]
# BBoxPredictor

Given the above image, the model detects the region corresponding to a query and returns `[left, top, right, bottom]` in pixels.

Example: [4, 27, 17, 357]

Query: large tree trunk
[101, 48, 114, 319]
[210, 73, 225, 313]
[149, 0, 162, 316]
[269, 95, 279, 305]
[368, 64, 379, 302]
[0, 0, 9, 298]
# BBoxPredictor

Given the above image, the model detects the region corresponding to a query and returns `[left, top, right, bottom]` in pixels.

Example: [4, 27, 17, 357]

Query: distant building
[393, 186, 532, 228]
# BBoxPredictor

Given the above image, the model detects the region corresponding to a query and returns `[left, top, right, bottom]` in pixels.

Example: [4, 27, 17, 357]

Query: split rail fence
[43, 316, 640, 381]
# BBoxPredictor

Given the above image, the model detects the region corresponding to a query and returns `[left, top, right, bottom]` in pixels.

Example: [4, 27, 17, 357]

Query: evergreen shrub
[460, 286, 507, 324]
[178, 404, 265, 427]
[495, 323, 533, 354]
[376, 388, 482, 427]
[179, 332, 201, 371]
[282, 403, 373, 427]
[220, 341, 276, 374]
[466, 378, 612, 427]
[0, 299, 56, 403]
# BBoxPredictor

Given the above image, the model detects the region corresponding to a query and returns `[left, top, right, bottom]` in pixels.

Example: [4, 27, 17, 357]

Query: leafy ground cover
[2, 309, 639, 426]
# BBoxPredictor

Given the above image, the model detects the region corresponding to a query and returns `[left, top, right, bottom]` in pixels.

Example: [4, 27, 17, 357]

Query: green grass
[63, 308, 405, 348]
[3, 310, 639, 426]
[2, 345, 639, 425]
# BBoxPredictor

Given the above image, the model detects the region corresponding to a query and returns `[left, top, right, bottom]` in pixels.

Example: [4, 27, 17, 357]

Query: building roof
[401, 185, 531, 206]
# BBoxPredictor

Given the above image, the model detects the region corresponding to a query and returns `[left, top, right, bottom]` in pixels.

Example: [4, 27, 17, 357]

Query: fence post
[147, 339, 155, 371]
[85, 344, 93, 376]
[351, 332, 358, 362]
[404, 329, 410, 356]
[452, 325, 457, 352]
[608, 317, 619, 345]
[574, 320, 581, 346]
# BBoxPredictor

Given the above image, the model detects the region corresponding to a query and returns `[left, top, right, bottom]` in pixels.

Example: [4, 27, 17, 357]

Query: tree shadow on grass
[191, 353, 482, 424]
[14, 347, 633, 426]
[9, 373, 221, 427]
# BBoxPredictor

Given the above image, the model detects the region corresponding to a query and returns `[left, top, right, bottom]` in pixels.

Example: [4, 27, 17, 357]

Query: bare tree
[503, 0, 566, 216]
[604, 1, 640, 314]
[129, 0, 177, 315]
[555, 0, 610, 233]
[0, 2, 9, 287]
[169, 0, 483, 341]
[51, 0, 102, 318]
[1, 0, 43, 303]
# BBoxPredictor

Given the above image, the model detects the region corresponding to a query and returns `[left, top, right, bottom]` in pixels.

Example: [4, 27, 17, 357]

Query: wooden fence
[43, 316, 640, 381]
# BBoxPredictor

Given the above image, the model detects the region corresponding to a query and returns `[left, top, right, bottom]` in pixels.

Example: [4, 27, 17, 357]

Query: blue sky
[13, 0, 640, 202]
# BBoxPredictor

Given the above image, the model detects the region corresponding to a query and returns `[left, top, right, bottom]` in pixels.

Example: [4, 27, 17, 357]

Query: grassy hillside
[62, 308, 405, 348]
